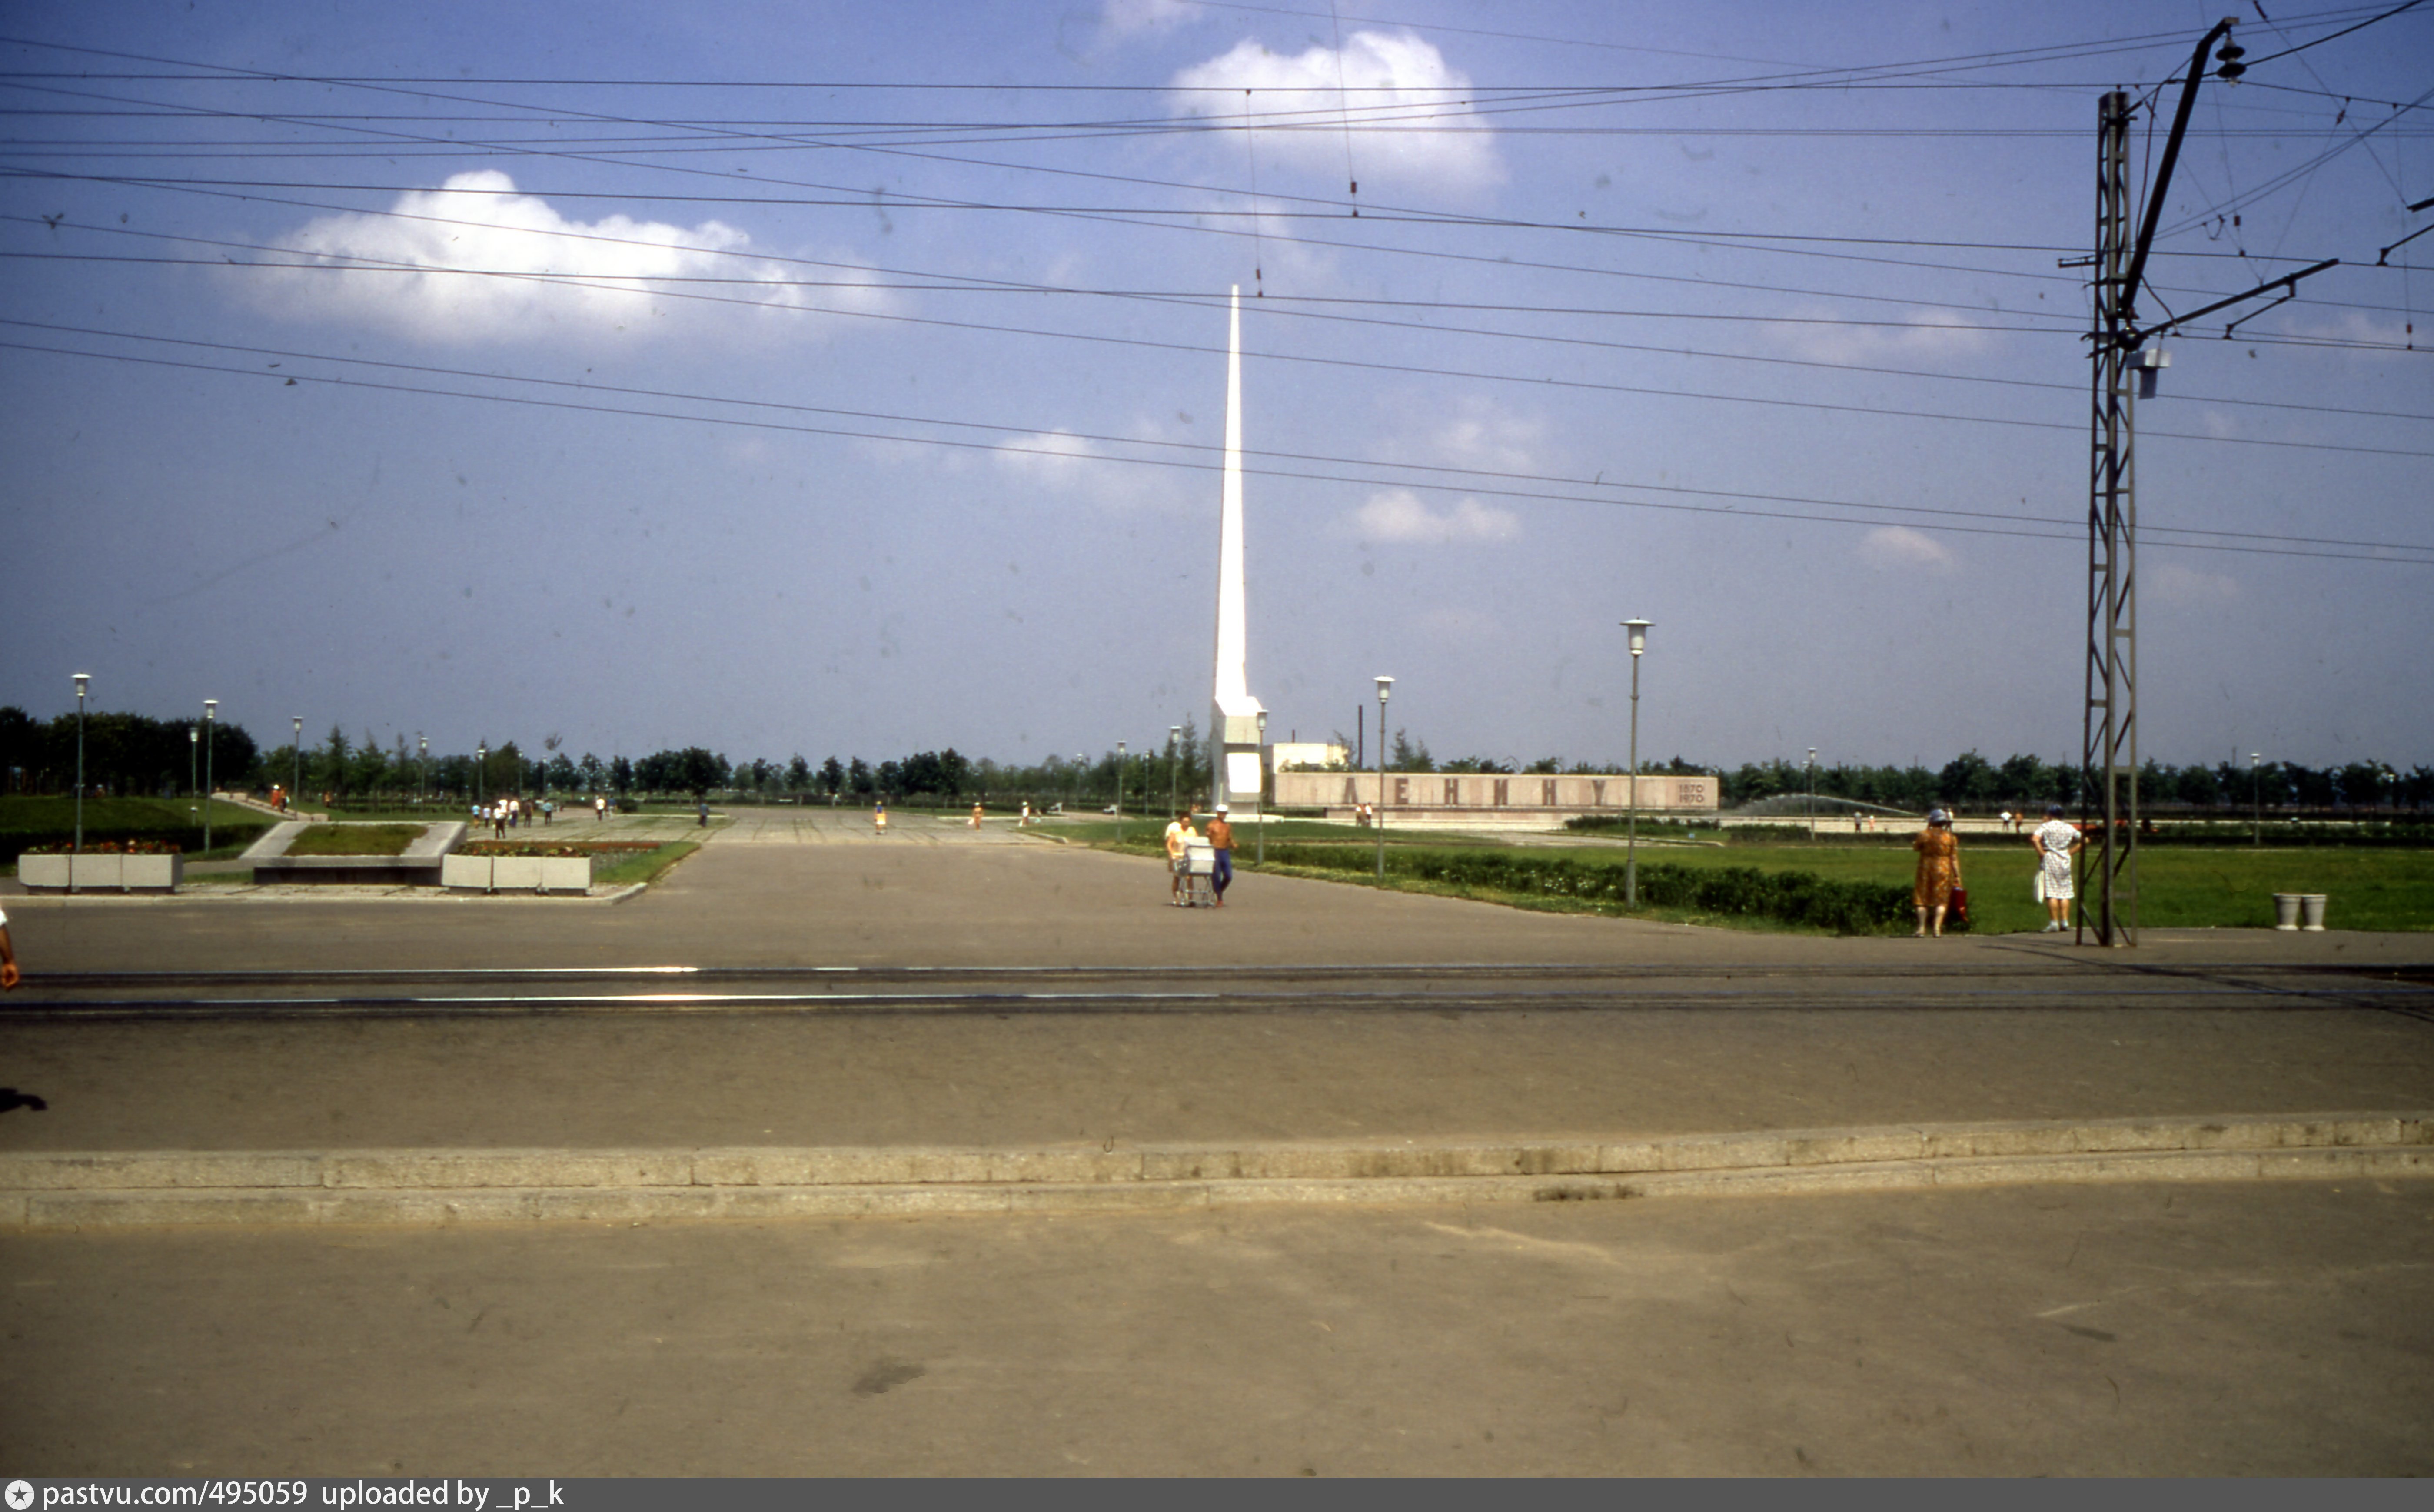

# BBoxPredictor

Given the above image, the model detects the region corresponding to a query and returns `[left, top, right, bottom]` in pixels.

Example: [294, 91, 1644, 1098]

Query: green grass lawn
[1633, 841, 2434, 933]
[0, 796, 271, 867]
[1075, 820, 2431, 934]
[592, 841, 701, 889]
[283, 823, 428, 857]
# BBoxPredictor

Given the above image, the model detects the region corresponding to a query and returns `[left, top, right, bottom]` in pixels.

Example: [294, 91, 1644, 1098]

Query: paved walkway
[5, 812, 2429, 1472]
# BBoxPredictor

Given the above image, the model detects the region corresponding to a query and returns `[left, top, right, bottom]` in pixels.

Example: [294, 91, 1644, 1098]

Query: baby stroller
[1180, 839, 1218, 907]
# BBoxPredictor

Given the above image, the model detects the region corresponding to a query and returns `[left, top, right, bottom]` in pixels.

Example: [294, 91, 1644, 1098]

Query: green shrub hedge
[1255, 844, 1920, 934]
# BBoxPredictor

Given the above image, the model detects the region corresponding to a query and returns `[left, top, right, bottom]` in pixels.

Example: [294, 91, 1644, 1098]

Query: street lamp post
[188, 724, 198, 803]
[1374, 676, 1393, 879]
[1075, 753, 1085, 816]
[291, 716, 303, 815]
[72, 673, 90, 892]
[418, 734, 427, 806]
[1168, 726, 1181, 819]
[1622, 619, 1653, 907]
[1114, 741, 1126, 841]
[1256, 709, 1268, 867]
[1807, 747, 1818, 841]
[477, 743, 487, 810]
[2250, 752, 2262, 847]
[202, 699, 218, 856]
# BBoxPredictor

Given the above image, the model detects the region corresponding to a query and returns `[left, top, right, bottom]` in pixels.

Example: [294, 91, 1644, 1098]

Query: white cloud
[1351, 488, 1519, 544]
[1857, 525, 1956, 571]
[1425, 395, 1550, 474]
[2151, 562, 2240, 605]
[1170, 31, 1502, 193]
[1768, 308, 1997, 367]
[993, 426, 1187, 511]
[243, 171, 888, 346]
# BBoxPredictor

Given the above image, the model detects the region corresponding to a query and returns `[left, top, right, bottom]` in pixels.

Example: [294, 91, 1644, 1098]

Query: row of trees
[1717, 751, 2434, 815]
[10, 707, 2426, 815]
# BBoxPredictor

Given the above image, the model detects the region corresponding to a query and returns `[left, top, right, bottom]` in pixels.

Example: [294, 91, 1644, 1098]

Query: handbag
[1948, 885, 1970, 925]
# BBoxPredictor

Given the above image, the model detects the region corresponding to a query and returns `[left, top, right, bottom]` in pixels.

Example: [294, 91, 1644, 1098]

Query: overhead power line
[6, 322, 2427, 567]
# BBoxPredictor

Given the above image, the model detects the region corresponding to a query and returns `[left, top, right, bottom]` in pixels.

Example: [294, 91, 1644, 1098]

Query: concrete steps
[8, 1111, 2426, 1228]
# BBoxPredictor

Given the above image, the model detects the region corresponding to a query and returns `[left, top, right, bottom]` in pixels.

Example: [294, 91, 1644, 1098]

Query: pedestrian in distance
[970, 801, 984, 830]
[1912, 808, 1962, 937]
[1163, 810, 1192, 905]
[0, 901, 20, 991]
[874, 798, 888, 834]
[595, 794, 607, 821]
[1204, 804, 1236, 906]
[2030, 803, 2083, 932]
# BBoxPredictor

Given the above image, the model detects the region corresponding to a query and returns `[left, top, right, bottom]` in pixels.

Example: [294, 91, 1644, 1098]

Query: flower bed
[21, 837, 184, 854]
[457, 840, 661, 857]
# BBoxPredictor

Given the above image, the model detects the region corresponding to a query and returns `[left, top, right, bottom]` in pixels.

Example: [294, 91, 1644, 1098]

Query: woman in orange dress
[1912, 808, 1962, 937]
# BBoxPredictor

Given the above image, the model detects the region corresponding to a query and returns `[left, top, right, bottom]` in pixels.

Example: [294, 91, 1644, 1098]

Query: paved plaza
[2, 806, 2430, 1472]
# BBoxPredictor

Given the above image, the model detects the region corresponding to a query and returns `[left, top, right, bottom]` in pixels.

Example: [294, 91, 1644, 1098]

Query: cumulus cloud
[1170, 31, 1502, 192]
[1857, 525, 1956, 571]
[242, 171, 887, 346]
[1351, 488, 1520, 544]
[1768, 308, 1998, 367]
[2151, 562, 2240, 605]
[993, 426, 1187, 511]
[1425, 395, 1550, 474]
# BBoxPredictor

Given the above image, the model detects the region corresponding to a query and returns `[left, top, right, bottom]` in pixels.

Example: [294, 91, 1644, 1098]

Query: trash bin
[2299, 894, 2328, 932]
[2272, 893, 2302, 930]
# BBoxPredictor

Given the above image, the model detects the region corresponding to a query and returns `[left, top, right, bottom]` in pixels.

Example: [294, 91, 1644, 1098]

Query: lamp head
[73, 672, 90, 698]
[204, 698, 217, 719]
[293, 716, 303, 734]
[189, 727, 198, 745]
[1621, 618, 1653, 657]
[1375, 675, 1393, 703]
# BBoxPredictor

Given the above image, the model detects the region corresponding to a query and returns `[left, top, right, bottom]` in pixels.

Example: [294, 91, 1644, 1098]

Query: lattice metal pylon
[2081, 90, 2138, 946]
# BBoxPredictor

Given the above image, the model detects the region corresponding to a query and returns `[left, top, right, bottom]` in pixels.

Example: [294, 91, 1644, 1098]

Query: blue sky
[3, 0, 2429, 774]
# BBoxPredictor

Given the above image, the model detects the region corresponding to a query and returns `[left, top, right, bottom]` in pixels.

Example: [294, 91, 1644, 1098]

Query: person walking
[2030, 803, 2082, 933]
[595, 794, 607, 822]
[970, 801, 984, 830]
[1204, 804, 1236, 907]
[1163, 810, 1192, 905]
[0, 902, 20, 991]
[1912, 808, 1962, 937]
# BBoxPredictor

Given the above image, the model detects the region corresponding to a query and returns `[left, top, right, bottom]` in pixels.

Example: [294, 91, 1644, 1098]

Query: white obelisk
[1210, 285, 1266, 813]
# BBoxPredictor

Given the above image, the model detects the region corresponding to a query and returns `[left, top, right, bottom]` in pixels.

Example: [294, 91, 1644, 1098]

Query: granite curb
[4, 1111, 2426, 1227]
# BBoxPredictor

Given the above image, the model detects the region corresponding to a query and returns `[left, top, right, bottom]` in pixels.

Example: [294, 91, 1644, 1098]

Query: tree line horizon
[4, 706, 2429, 816]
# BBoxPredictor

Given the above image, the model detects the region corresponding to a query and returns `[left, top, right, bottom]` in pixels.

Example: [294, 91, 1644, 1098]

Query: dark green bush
[1255, 845, 1914, 934]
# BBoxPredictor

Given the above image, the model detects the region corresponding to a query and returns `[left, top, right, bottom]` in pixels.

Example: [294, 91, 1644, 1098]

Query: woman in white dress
[2030, 804, 2083, 933]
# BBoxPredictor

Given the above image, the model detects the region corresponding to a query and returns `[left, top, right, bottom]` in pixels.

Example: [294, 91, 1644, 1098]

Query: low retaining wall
[17, 853, 184, 892]
[441, 854, 593, 894]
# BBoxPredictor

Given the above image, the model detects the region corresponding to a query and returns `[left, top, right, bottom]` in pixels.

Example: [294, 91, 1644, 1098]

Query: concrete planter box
[17, 853, 182, 891]
[441, 854, 592, 894]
